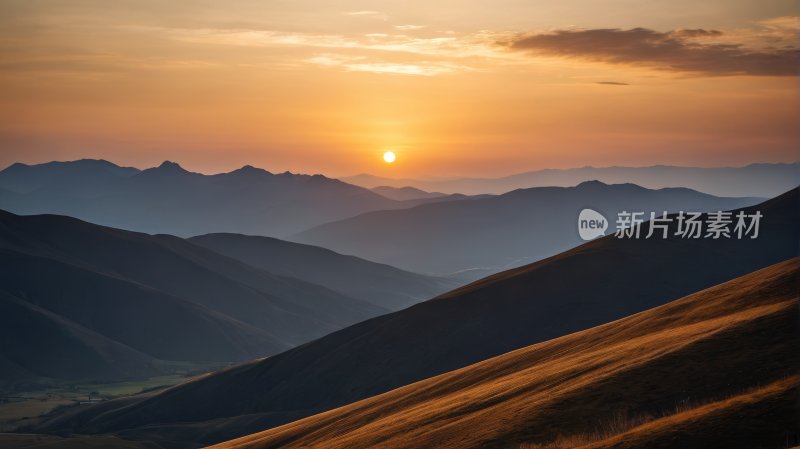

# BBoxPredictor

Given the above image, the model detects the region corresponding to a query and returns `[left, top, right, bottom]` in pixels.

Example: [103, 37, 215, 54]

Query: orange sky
[0, 1, 797, 178]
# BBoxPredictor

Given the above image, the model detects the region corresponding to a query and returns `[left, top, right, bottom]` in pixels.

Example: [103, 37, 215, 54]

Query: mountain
[0, 291, 160, 382]
[288, 181, 767, 273]
[206, 257, 799, 449]
[341, 162, 800, 198]
[0, 159, 140, 194]
[38, 188, 798, 445]
[188, 233, 461, 311]
[0, 161, 490, 238]
[0, 209, 389, 370]
[370, 186, 447, 201]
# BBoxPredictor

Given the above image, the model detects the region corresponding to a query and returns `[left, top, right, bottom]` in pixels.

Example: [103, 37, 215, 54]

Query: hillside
[188, 233, 460, 311]
[289, 181, 766, 273]
[0, 291, 160, 382]
[36, 188, 798, 446]
[0, 209, 390, 375]
[208, 257, 799, 449]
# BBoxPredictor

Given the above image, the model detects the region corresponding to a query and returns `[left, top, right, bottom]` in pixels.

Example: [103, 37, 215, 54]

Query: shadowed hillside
[188, 233, 460, 311]
[289, 181, 767, 273]
[0, 209, 390, 376]
[0, 291, 159, 381]
[207, 257, 799, 449]
[35, 188, 798, 445]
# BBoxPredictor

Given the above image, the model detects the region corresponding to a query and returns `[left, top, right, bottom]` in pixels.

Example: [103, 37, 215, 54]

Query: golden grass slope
[208, 257, 799, 449]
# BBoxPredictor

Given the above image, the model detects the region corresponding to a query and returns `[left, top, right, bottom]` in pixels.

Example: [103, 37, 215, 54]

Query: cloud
[344, 11, 379, 15]
[304, 53, 472, 75]
[670, 28, 724, 38]
[395, 25, 425, 31]
[597, 81, 629, 85]
[304, 53, 366, 66]
[500, 27, 798, 76]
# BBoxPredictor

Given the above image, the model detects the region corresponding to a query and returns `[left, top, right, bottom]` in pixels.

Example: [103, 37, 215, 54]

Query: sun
[383, 152, 396, 163]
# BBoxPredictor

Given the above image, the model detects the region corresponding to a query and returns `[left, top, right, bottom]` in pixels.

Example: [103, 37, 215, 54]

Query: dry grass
[518, 381, 784, 449]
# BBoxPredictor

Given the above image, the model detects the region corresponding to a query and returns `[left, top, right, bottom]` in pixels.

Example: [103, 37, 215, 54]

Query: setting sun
[384, 152, 396, 163]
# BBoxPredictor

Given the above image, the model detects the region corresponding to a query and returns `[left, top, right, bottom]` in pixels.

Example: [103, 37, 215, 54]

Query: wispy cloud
[499, 25, 798, 76]
[395, 25, 425, 31]
[344, 11, 379, 15]
[597, 81, 629, 85]
[304, 53, 473, 75]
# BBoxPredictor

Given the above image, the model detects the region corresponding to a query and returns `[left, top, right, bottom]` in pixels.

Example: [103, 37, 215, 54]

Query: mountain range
[341, 163, 800, 198]
[288, 181, 766, 274]
[0, 160, 486, 239]
[36, 187, 798, 447]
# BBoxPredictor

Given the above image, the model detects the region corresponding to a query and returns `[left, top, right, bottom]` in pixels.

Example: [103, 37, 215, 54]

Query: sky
[0, 0, 797, 178]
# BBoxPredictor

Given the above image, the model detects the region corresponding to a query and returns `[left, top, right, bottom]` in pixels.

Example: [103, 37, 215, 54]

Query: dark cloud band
[500, 28, 797, 77]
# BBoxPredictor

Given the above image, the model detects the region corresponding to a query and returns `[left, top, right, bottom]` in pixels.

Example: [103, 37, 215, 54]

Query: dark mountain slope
[0, 291, 160, 381]
[41, 188, 798, 444]
[188, 233, 460, 311]
[206, 257, 799, 449]
[0, 248, 288, 362]
[0, 209, 389, 361]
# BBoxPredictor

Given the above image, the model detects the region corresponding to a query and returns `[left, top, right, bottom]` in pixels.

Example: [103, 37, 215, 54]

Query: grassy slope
[208, 257, 799, 449]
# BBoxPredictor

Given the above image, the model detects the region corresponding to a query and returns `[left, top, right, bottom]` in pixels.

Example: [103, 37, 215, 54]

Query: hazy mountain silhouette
[205, 258, 798, 449]
[0, 159, 140, 194]
[0, 160, 493, 238]
[188, 233, 461, 311]
[42, 188, 797, 445]
[289, 181, 766, 273]
[370, 186, 447, 201]
[0, 291, 160, 382]
[0, 209, 389, 367]
[341, 163, 800, 198]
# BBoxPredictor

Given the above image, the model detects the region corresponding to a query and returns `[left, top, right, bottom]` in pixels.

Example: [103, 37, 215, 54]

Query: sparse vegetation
[518, 381, 790, 449]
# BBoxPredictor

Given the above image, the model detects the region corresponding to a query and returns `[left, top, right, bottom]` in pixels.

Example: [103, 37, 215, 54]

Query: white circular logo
[578, 209, 608, 240]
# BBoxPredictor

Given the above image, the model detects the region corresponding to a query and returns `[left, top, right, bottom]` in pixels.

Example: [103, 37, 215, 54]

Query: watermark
[578, 209, 762, 241]
[578, 209, 608, 240]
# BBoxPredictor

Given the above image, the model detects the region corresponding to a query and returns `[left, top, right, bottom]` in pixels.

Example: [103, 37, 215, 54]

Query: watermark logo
[578, 208, 608, 240]
[614, 210, 762, 239]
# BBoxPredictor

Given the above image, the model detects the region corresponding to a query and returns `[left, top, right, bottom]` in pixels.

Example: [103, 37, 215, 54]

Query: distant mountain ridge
[0, 160, 495, 238]
[370, 186, 447, 201]
[289, 181, 767, 274]
[0, 159, 140, 194]
[341, 163, 800, 198]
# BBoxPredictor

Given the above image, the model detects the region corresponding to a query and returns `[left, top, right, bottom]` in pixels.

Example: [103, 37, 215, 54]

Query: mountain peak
[576, 180, 608, 187]
[158, 161, 184, 170]
[229, 165, 272, 176]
